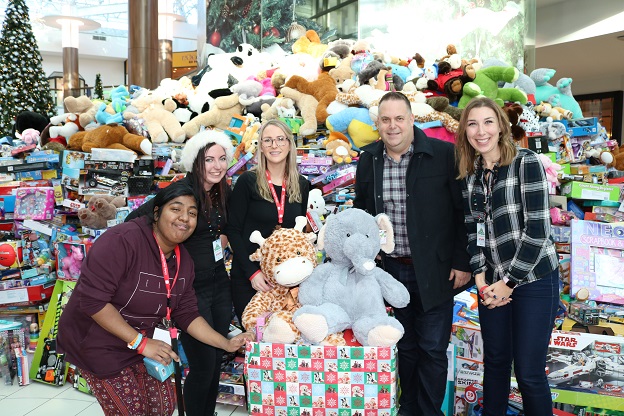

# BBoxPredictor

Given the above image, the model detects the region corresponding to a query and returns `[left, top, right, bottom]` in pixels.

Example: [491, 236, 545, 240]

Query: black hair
[378, 91, 412, 113]
[190, 143, 229, 222]
[148, 182, 196, 223]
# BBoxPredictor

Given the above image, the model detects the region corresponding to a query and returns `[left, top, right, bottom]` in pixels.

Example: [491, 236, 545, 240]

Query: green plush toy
[458, 66, 528, 108]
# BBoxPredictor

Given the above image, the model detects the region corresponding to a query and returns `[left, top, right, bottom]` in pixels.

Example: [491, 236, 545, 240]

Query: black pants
[180, 265, 232, 416]
[385, 258, 453, 416]
[231, 271, 256, 325]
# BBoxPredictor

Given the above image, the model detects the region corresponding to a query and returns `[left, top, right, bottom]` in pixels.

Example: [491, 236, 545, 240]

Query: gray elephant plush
[293, 208, 410, 346]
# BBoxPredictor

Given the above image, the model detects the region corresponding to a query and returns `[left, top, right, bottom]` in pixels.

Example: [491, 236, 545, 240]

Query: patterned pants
[80, 362, 176, 416]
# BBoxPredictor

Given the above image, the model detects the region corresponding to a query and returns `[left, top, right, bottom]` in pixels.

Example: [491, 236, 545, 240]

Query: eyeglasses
[261, 136, 289, 147]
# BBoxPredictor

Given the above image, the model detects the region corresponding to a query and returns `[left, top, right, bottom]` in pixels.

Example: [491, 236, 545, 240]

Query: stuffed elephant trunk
[343, 235, 378, 275]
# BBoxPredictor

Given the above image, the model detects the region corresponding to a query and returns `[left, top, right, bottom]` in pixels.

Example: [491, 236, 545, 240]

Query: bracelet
[478, 285, 489, 300]
[137, 337, 148, 354]
[127, 333, 143, 350]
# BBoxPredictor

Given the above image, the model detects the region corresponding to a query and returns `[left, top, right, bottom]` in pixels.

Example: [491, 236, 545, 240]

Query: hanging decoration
[285, 0, 305, 42]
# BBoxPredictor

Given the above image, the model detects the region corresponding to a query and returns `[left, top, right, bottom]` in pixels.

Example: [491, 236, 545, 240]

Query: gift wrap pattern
[245, 342, 398, 416]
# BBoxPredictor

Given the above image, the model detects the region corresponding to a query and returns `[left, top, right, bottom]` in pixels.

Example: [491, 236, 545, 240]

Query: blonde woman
[225, 119, 311, 322]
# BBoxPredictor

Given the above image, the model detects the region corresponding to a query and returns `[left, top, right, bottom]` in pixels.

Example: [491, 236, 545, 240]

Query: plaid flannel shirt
[382, 144, 413, 257]
[462, 148, 558, 286]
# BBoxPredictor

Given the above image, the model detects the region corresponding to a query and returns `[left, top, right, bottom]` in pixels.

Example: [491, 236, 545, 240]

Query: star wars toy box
[245, 342, 398, 416]
[547, 330, 624, 404]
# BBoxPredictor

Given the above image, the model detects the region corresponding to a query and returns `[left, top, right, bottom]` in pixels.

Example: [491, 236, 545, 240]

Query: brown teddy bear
[323, 131, 358, 164]
[182, 93, 244, 138]
[78, 195, 126, 230]
[68, 123, 152, 154]
[606, 143, 624, 171]
[328, 56, 355, 85]
[284, 72, 337, 124]
[64, 95, 98, 129]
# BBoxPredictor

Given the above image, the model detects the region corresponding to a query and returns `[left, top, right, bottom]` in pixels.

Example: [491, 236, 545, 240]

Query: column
[128, 0, 159, 89]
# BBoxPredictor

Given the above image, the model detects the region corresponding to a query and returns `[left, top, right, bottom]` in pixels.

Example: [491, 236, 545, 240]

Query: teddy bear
[606, 143, 624, 171]
[123, 94, 186, 143]
[284, 72, 337, 125]
[534, 101, 573, 121]
[358, 60, 404, 92]
[64, 95, 98, 129]
[279, 88, 319, 137]
[68, 123, 152, 155]
[349, 39, 374, 74]
[328, 57, 355, 86]
[233, 122, 260, 160]
[182, 93, 244, 138]
[293, 208, 410, 346]
[323, 131, 358, 164]
[458, 66, 528, 108]
[503, 102, 527, 142]
[241, 217, 344, 345]
[291, 30, 328, 58]
[77, 195, 126, 230]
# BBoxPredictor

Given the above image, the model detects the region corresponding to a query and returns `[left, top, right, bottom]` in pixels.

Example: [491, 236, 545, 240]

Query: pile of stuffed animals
[5, 32, 624, 232]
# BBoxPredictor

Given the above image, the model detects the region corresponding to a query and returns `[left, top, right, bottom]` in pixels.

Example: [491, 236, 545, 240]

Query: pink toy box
[13, 187, 55, 221]
[54, 241, 90, 281]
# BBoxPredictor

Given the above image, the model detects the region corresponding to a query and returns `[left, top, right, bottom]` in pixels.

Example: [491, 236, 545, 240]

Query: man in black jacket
[354, 92, 471, 416]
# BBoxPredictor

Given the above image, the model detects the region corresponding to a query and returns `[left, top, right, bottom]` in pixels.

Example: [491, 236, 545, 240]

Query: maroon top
[57, 217, 200, 378]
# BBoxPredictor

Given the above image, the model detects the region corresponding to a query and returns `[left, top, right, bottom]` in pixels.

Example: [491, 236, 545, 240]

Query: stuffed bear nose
[231, 56, 243, 66]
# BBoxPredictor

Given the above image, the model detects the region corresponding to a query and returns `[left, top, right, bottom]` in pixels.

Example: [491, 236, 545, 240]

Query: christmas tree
[0, 0, 55, 137]
[206, 0, 321, 52]
[94, 73, 104, 100]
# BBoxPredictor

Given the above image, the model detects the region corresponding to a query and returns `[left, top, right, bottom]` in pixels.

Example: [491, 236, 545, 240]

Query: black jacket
[353, 127, 471, 311]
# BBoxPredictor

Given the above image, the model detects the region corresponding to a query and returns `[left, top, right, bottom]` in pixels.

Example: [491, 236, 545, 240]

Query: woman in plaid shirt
[455, 97, 559, 416]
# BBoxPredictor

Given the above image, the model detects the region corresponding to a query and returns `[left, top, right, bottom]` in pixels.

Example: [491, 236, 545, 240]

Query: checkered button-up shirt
[462, 148, 558, 286]
[383, 144, 413, 257]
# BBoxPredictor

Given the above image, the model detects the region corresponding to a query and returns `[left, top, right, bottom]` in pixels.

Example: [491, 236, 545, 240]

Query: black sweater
[125, 174, 229, 278]
[225, 170, 310, 282]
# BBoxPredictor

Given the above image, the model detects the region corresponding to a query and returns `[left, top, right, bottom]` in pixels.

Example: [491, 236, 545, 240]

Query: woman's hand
[481, 280, 513, 309]
[224, 332, 255, 352]
[141, 338, 179, 365]
[251, 271, 273, 292]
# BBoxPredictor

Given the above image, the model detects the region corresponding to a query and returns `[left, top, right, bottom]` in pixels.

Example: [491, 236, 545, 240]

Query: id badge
[213, 238, 224, 262]
[476, 222, 486, 247]
[154, 327, 172, 345]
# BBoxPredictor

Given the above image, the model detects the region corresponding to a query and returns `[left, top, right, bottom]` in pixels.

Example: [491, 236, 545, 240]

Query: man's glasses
[261, 136, 289, 147]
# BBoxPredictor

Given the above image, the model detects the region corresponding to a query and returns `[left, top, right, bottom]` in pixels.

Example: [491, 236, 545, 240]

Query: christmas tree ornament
[264, 27, 280, 38]
[209, 30, 222, 47]
[286, 0, 305, 42]
[253, 24, 261, 35]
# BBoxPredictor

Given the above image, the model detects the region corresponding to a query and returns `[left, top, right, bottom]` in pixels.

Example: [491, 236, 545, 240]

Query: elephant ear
[375, 213, 395, 254]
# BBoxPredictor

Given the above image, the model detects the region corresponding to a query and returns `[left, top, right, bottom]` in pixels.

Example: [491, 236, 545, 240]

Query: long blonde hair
[455, 97, 518, 179]
[254, 119, 302, 203]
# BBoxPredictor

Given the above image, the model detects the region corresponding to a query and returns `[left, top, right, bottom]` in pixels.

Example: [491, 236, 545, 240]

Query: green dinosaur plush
[458, 66, 528, 108]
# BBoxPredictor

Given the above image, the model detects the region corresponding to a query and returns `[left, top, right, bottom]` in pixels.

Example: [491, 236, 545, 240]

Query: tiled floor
[0, 381, 249, 416]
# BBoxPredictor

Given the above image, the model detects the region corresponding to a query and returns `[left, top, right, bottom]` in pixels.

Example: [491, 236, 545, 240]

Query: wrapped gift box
[245, 342, 398, 416]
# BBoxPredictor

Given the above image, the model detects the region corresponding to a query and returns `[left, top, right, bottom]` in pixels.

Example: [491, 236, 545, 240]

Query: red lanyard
[155, 233, 181, 339]
[266, 170, 286, 224]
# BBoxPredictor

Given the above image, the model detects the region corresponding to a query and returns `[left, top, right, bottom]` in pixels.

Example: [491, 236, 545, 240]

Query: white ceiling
[535, 0, 624, 95]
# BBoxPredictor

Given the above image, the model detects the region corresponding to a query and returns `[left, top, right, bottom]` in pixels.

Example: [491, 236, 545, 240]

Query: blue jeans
[385, 258, 453, 416]
[478, 268, 559, 416]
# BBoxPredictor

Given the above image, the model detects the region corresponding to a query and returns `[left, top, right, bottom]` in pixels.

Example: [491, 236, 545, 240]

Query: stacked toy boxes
[245, 342, 398, 416]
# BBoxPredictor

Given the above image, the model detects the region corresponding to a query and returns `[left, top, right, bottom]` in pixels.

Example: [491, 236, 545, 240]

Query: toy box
[570, 220, 624, 305]
[54, 241, 89, 281]
[0, 240, 20, 269]
[79, 160, 132, 197]
[451, 323, 484, 363]
[547, 330, 624, 401]
[13, 187, 55, 220]
[562, 118, 599, 138]
[245, 342, 398, 415]
[561, 182, 620, 202]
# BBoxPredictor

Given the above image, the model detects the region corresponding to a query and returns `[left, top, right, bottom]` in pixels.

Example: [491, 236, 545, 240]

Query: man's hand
[449, 269, 471, 289]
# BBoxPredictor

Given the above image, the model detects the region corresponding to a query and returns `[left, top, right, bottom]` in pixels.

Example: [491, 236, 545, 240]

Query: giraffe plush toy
[241, 217, 320, 344]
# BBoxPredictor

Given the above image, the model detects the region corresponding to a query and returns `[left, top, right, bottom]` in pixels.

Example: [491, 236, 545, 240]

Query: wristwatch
[502, 275, 517, 289]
